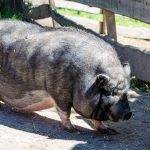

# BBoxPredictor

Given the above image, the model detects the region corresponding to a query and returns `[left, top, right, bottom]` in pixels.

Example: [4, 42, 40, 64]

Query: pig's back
[0, 19, 45, 45]
[6, 28, 122, 79]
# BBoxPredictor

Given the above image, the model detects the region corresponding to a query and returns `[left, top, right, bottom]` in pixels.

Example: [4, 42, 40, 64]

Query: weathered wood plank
[55, 0, 101, 14]
[100, 10, 106, 34]
[113, 42, 150, 83]
[104, 10, 117, 40]
[68, 0, 150, 23]
[49, 0, 59, 27]
[28, 4, 50, 19]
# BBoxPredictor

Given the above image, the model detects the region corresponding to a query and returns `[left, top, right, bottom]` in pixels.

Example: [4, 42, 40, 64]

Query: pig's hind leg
[22, 99, 78, 132]
[56, 105, 78, 132]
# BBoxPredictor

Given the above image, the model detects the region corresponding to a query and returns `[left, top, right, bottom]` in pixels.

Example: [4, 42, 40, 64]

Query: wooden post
[100, 10, 106, 35]
[49, 0, 59, 27]
[102, 9, 117, 40]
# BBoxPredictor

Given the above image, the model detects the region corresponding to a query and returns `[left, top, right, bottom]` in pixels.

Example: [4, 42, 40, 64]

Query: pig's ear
[96, 74, 110, 87]
[123, 62, 131, 77]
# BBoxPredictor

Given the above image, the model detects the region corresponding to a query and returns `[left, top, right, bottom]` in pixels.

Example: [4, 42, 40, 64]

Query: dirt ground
[117, 35, 150, 51]
[0, 90, 150, 150]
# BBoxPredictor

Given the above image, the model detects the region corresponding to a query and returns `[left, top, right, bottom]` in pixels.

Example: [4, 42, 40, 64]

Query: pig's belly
[1, 90, 55, 112]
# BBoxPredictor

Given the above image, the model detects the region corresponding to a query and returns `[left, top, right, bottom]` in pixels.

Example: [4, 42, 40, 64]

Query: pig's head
[73, 64, 132, 121]
[91, 63, 132, 122]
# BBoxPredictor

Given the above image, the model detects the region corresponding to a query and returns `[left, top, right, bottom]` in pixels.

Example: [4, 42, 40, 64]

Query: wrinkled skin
[0, 20, 132, 134]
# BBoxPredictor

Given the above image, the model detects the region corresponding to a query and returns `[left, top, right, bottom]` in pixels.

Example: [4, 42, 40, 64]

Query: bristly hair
[85, 82, 99, 98]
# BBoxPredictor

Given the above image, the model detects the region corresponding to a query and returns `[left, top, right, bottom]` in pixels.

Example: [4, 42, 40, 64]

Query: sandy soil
[0, 90, 150, 150]
[117, 35, 150, 51]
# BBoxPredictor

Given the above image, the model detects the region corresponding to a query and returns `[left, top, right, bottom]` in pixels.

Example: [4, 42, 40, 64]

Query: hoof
[97, 128, 120, 135]
[63, 125, 79, 133]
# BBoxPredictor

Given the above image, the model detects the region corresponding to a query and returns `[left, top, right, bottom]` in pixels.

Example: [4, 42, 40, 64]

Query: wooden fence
[67, 0, 150, 24]
[29, 0, 150, 40]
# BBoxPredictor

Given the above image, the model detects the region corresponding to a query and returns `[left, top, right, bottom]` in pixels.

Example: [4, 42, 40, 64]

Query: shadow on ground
[0, 95, 150, 150]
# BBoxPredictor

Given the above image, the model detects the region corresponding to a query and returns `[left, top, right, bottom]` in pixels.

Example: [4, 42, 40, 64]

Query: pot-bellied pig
[0, 20, 132, 134]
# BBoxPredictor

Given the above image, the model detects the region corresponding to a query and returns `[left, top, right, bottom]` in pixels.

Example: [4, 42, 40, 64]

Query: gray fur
[0, 20, 131, 121]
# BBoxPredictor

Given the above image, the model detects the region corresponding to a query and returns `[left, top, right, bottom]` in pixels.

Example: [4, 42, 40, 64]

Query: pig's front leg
[92, 120, 119, 135]
[56, 106, 77, 132]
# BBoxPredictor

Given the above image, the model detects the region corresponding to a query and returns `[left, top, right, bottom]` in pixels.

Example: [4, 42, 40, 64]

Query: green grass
[0, 2, 32, 20]
[57, 8, 150, 28]
[116, 16, 150, 28]
[130, 76, 150, 92]
[57, 8, 103, 21]
[0, 8, 24, 20]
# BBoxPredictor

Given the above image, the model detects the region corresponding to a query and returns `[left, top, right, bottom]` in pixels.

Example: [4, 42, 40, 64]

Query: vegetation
[0, 0, 23, 19]
[0, 8, 23, 20]
[0, 1, 32, 20]
[130, 76, 150, 92]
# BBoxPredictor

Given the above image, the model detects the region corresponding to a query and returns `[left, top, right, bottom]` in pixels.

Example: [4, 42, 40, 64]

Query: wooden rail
[67, 0, 150, 24]
[28, 0, 150, 40]
[55, 0, 101, 14]
[55, 0, 117, 39]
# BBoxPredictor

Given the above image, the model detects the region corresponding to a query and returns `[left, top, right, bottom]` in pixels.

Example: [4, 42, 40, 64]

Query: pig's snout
[109, 102, 132, 122]
[110, 110, 132, 122]
[123, 111, 132, 120]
